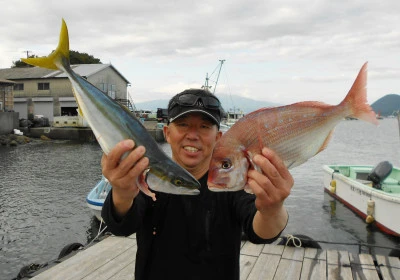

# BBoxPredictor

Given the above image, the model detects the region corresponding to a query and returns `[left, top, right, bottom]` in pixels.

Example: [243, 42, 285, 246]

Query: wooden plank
[109, 261, 135, 280]
[241, 241, 265, 257]
[304, 248, 327, 260]
[82, 244, 137, 280]
[350, 253, 379, 280]
[240, 254, 258, 280]
[300, 258, 327, 280]
[327, 249, 353, 280]
[247, 253, 281, 280]
[375, 254, 400, 280]
[262, 244, 284, 255]
[274, 259, 302, 280]
[32, 236, 136, 280]
[282, 246, 305, 261]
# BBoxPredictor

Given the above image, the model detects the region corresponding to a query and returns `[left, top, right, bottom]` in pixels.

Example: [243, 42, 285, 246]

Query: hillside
[133, 94, 281, 114]
[133, 93, 400, 117]
[371, 94, 400, 116]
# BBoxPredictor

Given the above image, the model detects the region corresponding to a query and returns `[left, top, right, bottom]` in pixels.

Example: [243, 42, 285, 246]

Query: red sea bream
[208, 62, 378, 192]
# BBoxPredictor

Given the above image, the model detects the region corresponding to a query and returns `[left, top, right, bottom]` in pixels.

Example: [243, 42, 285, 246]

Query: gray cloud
[0, 0, 399, 104]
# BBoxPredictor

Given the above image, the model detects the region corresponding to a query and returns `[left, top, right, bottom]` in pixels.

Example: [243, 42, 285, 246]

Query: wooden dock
[30, 234, 400, 280]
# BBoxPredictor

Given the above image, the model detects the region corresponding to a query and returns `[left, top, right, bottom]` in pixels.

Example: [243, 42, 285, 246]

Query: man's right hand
[101, 139, 149, 217]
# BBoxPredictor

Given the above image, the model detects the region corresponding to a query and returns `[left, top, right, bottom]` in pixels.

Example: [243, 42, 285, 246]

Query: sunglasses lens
[177, 94, 220, 109]
[202, 97, 220, 108]
[177, 94, 198, 106]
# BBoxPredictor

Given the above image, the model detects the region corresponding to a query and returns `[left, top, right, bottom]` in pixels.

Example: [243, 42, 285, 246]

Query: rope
[84, 219, 108, 249]
[284, 234, 303, 247]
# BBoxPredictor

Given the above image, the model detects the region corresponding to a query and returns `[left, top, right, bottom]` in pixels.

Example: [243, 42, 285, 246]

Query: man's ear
[163, 125, 170, 143]
[216, 130, 222, 142]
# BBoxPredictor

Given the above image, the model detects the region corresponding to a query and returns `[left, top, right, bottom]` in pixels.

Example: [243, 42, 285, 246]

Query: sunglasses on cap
[171, 93, 221, 109]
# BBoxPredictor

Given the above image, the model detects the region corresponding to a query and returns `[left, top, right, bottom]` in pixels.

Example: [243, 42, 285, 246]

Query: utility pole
[23, 50, 32, 58]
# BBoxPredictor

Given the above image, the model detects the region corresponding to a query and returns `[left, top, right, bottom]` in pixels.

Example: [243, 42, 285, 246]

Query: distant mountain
[133, 99, 170, 111]
[133, 94, 281, 114]
[371, 94, 400, 116]
[132, 93, 400, 117]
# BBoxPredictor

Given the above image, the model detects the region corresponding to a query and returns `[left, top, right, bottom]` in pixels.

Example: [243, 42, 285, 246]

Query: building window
[98, 83, 107, 92]
[108, 84, 116, 99]
[14, 83, 24, 91]
[38, 82, 50, 90]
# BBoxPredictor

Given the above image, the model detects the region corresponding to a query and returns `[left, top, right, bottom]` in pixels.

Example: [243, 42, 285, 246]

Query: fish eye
[174, 178, 183, 186]
[221, 160, 232, 169]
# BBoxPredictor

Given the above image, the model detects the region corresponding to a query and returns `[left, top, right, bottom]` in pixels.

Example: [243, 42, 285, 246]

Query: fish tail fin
[341, 62, 379, 125]
[21, 18, 70, 70]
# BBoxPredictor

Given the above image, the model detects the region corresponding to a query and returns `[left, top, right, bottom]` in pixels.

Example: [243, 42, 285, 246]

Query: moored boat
[323, 162, 400, 236]
[222, 109, 245, 127]
[86, 176, 111, 221]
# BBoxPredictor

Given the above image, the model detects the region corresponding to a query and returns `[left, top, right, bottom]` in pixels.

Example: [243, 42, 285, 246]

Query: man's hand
[247, 147, 293, 239]
[101, 139, 149, 217]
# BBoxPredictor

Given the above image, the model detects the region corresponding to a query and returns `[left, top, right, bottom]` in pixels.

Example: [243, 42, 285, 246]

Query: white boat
[223, 110, 245, 127]
[86, 176, 111, 221]
[219, 123, 230, 133]
[323, 162, 400, 236]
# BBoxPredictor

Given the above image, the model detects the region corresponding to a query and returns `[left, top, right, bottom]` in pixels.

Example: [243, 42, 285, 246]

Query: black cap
[168, 89, 222, 129]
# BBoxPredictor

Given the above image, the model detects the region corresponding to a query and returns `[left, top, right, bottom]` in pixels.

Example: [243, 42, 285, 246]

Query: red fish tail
[340, 62, 379, 125]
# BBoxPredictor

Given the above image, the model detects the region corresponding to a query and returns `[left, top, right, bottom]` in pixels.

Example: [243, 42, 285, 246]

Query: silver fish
[22, 19, 200, 200]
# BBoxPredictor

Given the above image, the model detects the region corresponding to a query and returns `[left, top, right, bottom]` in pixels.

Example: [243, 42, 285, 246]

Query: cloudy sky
[1, 0, 399, 108]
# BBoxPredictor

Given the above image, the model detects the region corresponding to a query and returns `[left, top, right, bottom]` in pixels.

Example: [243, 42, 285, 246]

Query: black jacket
[101, 173, 283, 280]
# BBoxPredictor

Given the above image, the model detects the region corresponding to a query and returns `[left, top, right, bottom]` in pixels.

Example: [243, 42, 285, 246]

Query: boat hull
[323, 164, 400, 236]
[86, 203, 103, 222]
[86, 176, 111, 221]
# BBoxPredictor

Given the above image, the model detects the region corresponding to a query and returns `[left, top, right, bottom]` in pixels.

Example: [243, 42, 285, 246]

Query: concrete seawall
[0, 112, 19, 134]
[19, 120, 165, 143]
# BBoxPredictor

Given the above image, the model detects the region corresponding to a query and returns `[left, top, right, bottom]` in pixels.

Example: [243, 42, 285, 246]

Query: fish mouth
[207, 181, 228, 191]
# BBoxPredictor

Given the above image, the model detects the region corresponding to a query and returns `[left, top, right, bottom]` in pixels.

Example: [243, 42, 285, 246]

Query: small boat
[86, 176, 111, 221]
[323, 161, 400, 236]
[219, 123, 231, 133]
[223, 110, 245, 127]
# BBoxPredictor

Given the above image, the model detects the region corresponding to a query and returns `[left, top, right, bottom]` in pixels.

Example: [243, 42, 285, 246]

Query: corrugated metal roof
[0, 64, 130, 84]
[0, 79, 16, 84]
[0, 67, 54, 79]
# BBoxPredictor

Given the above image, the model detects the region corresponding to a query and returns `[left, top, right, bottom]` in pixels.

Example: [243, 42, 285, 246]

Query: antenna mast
[213, 59, 225, 94]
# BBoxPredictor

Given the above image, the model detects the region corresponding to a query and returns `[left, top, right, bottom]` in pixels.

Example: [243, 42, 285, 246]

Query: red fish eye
[221, 161, 231, 169]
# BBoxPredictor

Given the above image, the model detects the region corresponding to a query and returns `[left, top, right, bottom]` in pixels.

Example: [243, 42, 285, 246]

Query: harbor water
[1, 119, 400, 279]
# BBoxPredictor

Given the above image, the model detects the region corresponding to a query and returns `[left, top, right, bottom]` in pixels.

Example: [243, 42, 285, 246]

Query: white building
[0, 64, 131, 121]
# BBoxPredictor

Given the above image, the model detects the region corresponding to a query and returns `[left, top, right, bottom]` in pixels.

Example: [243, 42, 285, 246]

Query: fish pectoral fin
[244, 184, 254, 194]
[286, 160, 296, 169]
[136, 169, 156, 201]
[317, 129, 335, 154]
[77, 106, 84, 117]
[245, 151, 262, 173]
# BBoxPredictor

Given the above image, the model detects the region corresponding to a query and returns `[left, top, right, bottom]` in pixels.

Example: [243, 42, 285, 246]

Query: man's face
[164, 113, 222, 178]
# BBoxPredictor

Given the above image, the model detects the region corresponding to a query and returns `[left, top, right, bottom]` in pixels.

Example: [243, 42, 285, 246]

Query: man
[101, 88, 293, 280]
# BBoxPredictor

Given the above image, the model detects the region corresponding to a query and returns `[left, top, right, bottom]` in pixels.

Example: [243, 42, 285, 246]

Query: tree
[12, 55, 36, 68]
[70, 51, 101, 64]
[12, 50, 102, 68]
